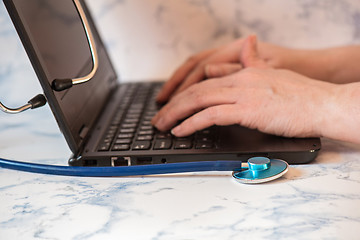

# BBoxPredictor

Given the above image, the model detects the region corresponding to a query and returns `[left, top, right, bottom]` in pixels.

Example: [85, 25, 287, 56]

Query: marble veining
[1, 0, 360, 239]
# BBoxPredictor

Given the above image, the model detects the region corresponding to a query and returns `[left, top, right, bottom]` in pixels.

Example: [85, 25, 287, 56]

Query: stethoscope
[0, 157, 288, 184]
[0, 0, 289, 183]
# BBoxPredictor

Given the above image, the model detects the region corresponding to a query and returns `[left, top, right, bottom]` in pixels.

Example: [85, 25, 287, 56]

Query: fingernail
[154, 117, 165, 130]
[171, 125, 181, 136]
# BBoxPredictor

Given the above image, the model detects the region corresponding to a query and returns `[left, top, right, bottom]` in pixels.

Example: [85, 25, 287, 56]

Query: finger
[171, 65, 207, 97]
[153, 86, 238, 131]
[171, 104, 240, 137]
[240, 35, 270, 69]
[171, 39, 246, 97]
[205, 63, 243, 78]
[156, 48, 217, 103]
[152, 82, 240, 131]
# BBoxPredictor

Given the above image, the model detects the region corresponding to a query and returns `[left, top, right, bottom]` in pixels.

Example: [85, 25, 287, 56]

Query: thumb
[240, 35, 269, 69]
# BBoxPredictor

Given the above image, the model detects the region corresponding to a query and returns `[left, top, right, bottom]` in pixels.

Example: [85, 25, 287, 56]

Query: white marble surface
[1, 0, 360, 239]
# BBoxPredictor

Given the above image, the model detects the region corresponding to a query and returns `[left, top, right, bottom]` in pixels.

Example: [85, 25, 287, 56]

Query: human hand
[152, 36, 338, 139]
[156, 35, 293, 103]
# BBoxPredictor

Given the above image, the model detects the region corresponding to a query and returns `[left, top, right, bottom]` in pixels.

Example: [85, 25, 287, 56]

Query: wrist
[318, 83, 360, 144]
[282, 49, 328, 78]
[260, 44, 334, 81]
[258, 43, 308, 72]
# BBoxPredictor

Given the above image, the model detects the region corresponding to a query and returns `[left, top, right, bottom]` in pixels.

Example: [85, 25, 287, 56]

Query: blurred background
[87, 0, 360, 80]
[0, 0, 359, 162]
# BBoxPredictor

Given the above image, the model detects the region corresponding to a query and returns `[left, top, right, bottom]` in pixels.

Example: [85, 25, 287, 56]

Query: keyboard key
[199, 129, 212, 135]
[106, 130, 117, 136]
[124, 118, 139, 124]
[130, 103, 144, 109]
[156, 133, 172, 139]
[145, 110, 157, 116]
[138, 130, 154, 135]
[119, 128, 136, 133]
[175, 136, 193, 141]
[103, 138, 112, 143]
[115, 138, 132, 144]
[140, 125, 154, 131]
[195, 136, 212, 142]
[195, 141, 213, 149]
[143, 115, 155, 121]
[98, 142, 111, 151]
[137, 135, 153, 141]
[174, 140, 192, 149]
[118, 133, 134, 139]
[112, 144, 130, 151]
[153, 139, 172, 150]
[128, 109, 142, 114]
[126, 113, 141, 119]
[141, 120, 152, 126]
[121, 123, 137, 128]
[132, 141, 151, 150]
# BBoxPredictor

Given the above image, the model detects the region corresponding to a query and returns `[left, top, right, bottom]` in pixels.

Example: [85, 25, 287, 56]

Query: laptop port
[112, 157, 130, 166]
[83, 159, 97, 167]
[137, 157, 152, 165]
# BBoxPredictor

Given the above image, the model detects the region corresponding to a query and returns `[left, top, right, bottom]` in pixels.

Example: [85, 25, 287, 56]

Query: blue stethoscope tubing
[0, 158, 242, 177]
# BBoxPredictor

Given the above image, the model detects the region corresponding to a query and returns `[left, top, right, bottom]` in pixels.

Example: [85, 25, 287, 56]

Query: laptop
[3, 0, 321, 168]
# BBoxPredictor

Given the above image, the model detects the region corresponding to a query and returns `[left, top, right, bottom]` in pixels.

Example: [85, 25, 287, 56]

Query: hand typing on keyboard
[152, 35, 360, 144]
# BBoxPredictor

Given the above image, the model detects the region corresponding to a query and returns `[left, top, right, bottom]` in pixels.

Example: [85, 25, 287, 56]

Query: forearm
[260, 43, 360, 84]
[290, 46, 360, 83]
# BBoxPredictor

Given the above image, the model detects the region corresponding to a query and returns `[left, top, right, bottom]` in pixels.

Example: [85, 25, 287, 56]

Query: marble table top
[1, 136, 360, 239]
[1, 0, 360, 239]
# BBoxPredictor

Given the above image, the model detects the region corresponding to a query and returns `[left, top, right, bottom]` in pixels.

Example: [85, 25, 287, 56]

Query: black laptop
[3, 0, 321, 168]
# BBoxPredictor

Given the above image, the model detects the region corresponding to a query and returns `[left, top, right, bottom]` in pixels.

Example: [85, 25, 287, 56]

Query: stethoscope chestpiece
[232, 157, 288, 184]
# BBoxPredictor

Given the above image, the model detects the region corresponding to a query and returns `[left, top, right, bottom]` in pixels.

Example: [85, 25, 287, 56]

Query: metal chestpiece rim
[232, 157, 289, 184]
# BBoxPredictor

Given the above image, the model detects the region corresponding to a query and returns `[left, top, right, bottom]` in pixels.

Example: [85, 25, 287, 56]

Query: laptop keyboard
[97, 82, 217, 152]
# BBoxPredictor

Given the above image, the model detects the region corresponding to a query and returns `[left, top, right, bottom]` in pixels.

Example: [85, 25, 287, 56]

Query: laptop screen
[5, 0, 118, 153]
